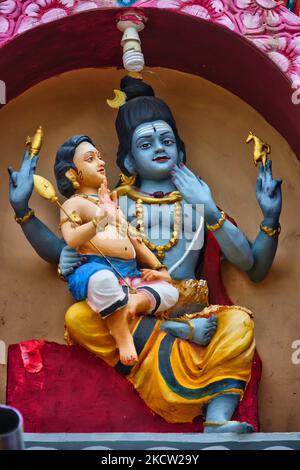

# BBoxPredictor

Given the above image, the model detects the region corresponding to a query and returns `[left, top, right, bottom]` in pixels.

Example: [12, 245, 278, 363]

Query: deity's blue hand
[170, 163, 216, 212]
[256, 160, 282, 220]
[59, 245, 86, 279]
[8, 150, 38, 216]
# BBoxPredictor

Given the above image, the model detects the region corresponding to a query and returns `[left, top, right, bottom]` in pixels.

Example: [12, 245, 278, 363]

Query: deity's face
[128, 120, 180, 180]
[73, 141, 106, 189]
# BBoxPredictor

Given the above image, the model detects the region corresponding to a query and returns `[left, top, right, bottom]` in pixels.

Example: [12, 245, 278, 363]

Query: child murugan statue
[55, 135, 179, 365]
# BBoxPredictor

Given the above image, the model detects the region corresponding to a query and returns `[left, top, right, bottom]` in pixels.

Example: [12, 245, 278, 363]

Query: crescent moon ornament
[106, 89, 127, 109]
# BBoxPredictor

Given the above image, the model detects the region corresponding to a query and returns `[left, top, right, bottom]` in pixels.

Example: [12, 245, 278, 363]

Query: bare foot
[105, 304, 138, 366]
[118, 335, 138, 366]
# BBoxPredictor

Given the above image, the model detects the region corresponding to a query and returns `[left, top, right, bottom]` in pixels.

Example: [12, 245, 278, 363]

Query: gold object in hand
[245, 131, 271, 170]
[25, 126, 43, 160]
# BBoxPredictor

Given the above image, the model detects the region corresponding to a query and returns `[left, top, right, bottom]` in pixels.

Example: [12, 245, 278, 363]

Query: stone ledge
[24, 433, 300, 450]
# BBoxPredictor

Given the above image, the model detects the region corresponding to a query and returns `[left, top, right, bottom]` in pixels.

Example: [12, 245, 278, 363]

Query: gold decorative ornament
[172, 279, 209, 307]
[162, 317, 195, 341]
[203, 420, 242, 427]
[135, 198, 182, 260]
[25, 126, 43, 160]
[14, 208, 35, 225]
[59, 210, 82, 230]
[57, 264, 65, 281]
[153, 263, 167, 271]
[128, 72, 143, 80]
[115, 172, 182, 204]
[206, 210, 226, 232]
[246, 131, 271, 170]
[106, 89, 127, 109]
[65, 172, 80, 190]
[260, 222, 281, 237]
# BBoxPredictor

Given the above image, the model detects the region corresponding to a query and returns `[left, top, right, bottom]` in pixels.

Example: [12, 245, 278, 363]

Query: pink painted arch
[0, 7, 299, 158]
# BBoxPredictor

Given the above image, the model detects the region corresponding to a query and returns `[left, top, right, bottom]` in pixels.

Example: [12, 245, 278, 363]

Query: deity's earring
[65, 170, 80, 190]
[72, 179, 80, 190]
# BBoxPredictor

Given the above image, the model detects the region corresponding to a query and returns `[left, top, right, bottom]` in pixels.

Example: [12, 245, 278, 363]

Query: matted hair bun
[120, 76, 155, 101]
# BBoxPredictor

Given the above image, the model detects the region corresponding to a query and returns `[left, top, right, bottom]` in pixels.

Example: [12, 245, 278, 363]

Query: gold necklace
[115, 173, 182, 204]
[135, 198, 182, 260]
[71, 194, 99, 205]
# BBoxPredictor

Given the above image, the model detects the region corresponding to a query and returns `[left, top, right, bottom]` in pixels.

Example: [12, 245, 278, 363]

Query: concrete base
[24, 433, 300, 450]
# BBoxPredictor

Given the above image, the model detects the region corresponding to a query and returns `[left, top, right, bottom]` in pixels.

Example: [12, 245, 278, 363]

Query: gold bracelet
[57, 265, 65, 281]
[153, 263, 167, 271]
[206, 210, 226, 232]
[92, 216, 108, 232]
[14, 208, 35, 225]
[92, 217, 99, 229]
[260, 222, 281, 237]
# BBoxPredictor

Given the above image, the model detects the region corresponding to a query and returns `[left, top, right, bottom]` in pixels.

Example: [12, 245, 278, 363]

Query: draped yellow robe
[65, 302, 255, 423]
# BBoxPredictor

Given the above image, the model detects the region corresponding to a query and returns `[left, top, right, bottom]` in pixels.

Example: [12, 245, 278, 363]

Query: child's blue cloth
[68, 255, 141, 301]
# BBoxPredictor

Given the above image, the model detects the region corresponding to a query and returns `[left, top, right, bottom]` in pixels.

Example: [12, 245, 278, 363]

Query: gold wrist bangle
[154, 263, 167, 271]
[260, 222, 281, 237]
[14, 208, 35, 225]
[92, 217, 98, 229]
[57, 265, 65, 281]
[206, 210, 226, 232]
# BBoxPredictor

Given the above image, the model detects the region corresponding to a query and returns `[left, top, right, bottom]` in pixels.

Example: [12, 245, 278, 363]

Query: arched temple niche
[0, 4, 300, 433]
[0, 66, 299, 431]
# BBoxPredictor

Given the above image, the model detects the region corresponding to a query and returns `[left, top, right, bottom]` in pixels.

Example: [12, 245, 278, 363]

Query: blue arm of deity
[172, 164, 254, 271]
[172, 161, 282, 278]
[8, 151, 70, 266]
[206, 161, 282, 281]
[245, 161, 282, 282]
[12, 205, 66, 265]
[246, 217, 279, 283]
[205, 210, 254, 272]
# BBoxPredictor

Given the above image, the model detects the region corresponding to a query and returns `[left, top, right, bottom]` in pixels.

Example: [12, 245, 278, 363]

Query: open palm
[256, 160, 282, 219]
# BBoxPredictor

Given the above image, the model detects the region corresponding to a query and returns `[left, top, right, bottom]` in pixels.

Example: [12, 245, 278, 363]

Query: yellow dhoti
[65, 302, 255, 423]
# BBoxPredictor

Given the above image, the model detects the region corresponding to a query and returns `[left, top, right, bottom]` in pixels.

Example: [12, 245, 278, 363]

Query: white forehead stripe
[135, 122, 173, 137]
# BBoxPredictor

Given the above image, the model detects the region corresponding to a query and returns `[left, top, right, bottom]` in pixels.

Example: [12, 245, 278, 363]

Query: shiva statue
[8, 76, 282, 433]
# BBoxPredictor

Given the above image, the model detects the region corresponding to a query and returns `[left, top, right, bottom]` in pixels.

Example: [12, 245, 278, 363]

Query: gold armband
[206, 210, 226, 232]
[260, 222, 281, 237]
[59, 210, 82, 230]
[15, 208, 35, 225]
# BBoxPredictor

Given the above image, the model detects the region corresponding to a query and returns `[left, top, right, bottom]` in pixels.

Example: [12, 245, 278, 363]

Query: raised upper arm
[60, 198, 83, 243]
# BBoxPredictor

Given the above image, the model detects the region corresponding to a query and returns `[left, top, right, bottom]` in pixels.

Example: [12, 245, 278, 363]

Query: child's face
[73, 141, 106, 189]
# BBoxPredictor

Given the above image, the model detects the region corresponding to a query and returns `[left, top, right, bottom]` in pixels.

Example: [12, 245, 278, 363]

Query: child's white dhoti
[87, 269, 179, 318]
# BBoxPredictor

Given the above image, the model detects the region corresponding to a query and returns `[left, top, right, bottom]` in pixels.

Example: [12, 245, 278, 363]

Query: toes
[120, 355, 138, 366]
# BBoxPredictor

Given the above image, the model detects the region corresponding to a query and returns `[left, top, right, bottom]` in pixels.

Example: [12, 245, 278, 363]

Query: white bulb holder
[116, 11, 147, 73]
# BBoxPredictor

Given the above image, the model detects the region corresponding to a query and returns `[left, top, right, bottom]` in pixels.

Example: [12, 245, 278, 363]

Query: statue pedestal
[6, 341, 261, 434]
